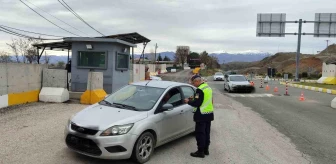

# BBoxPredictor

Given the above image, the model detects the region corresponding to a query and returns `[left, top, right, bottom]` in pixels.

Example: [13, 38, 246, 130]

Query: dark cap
[191, 75, 201, 81]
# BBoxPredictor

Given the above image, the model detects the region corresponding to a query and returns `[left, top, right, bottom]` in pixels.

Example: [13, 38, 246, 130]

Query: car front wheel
[132, 132, 155, 164]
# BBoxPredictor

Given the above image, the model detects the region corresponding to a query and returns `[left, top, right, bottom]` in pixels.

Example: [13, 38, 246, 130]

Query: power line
[58, 0, 105, 36]
[19, 0, 81, 37]
[0, 24, 66, 37]
[24, 0, 88, 36]
[0, 26, 62, 40]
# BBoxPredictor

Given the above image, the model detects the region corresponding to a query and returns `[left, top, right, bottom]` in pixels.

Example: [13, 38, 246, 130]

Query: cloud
[0, 0, 336, 56]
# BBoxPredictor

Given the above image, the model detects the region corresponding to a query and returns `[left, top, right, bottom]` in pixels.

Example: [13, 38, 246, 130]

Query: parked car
[213, 72, 224, 81]
[224, 74, 254, 93]
[64, 81, 196, 163]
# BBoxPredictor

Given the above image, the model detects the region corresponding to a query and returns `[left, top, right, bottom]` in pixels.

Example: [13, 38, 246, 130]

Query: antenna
[145, 80, 151, 86]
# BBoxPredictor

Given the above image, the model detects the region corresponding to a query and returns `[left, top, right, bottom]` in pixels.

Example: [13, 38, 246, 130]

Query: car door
[155, 88, 186, 143]
[180, 86, 196, 130]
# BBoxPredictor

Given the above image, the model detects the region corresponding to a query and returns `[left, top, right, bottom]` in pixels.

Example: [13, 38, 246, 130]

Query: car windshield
[215, 72, 223, 75]
[229, 76, 247, 81]
[102, 85, 165, 111]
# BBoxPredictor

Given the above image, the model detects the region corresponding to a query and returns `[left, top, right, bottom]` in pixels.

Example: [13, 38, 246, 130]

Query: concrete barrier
[80, 72, 107, 104]
[331, 97, 336, 109]
[6, 63, 46, 107]
[132, 64, 145, 82]
[0, 64, 8, 108]
[39, 69, 69, 103]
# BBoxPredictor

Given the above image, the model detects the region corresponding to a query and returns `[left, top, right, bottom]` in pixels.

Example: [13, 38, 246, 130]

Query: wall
[322, 63, 328, 77]
[0, 63, 47, 108]
[71, 42, 131, 94]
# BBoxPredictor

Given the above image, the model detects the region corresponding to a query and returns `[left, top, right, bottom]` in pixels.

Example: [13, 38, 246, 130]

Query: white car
[213, 72, 224, 81]
[224, 74, 254, 93]
[64, 81, 196, 163]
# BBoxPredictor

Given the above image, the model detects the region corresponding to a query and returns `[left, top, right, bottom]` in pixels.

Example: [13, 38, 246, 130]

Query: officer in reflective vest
[184, 75, 214, 158]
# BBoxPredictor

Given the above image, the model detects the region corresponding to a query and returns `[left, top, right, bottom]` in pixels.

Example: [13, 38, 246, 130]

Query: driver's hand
[184, 98, 189, 103]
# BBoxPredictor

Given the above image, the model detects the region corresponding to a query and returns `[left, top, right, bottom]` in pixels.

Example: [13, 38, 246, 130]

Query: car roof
[131, 80, 193, 89]
[228, 74, 245, 77]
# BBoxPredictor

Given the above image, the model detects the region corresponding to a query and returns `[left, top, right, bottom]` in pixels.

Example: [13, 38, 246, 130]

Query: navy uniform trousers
[195, 121, 211, 151]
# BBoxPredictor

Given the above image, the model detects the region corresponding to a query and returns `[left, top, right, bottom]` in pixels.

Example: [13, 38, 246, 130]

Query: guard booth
[33, 33, 151, 94]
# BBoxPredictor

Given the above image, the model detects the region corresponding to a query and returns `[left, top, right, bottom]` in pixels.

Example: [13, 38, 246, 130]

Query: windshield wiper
[100, 100, 113, 106]
[112, 103, 138, 111]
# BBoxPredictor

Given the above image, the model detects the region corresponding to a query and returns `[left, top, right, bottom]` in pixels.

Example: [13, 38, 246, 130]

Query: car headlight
[100, 123, 134, 136]
[231, 84, 236, 87]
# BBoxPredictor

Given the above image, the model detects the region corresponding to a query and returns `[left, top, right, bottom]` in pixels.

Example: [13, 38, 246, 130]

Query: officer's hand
[184, 98, 189, 103]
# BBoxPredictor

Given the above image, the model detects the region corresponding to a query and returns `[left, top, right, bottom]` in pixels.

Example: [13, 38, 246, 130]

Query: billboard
[256, 13, 286, 37]
[314, 13, 336, 37]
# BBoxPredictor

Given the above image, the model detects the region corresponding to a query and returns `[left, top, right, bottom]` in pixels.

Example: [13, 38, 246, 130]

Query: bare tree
[0, 51, 12, 63]
[43, 52, 51, 64]
[175, 46, 190, 67]
[7, 38, 20, 63]
[6, 37, 43, 64]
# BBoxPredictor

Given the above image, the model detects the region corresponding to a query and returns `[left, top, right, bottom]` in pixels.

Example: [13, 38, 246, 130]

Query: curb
[280, 82, 336, 95]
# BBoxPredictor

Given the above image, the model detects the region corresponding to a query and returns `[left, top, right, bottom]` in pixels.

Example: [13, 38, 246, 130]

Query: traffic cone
[266, 85, 270, 91]
[274, 86, 278, 93]
[300, 92, 305, 101]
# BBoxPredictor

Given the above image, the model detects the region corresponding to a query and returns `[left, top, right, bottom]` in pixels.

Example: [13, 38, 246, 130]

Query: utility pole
[154, 43, 158, 70]
[326, 40, 330, 57]
[154, 43, 158, 63]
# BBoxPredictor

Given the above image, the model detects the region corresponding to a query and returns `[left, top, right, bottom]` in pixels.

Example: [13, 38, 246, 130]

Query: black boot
[190, 150, 205, 158]
[204, 149, 209, 155]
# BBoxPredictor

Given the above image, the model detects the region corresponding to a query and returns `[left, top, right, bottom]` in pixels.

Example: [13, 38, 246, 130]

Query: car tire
[132, 132, 156, 164]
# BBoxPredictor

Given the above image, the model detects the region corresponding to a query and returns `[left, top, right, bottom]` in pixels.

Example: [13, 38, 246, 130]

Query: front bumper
[231, 85, 254, 92]
[214, 77, 224, 81]
[64, 124, 139, 160]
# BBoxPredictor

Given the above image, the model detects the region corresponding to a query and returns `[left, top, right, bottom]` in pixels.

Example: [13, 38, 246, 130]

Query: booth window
[77, 51, 107, 69]
[116, 53, 129, 71]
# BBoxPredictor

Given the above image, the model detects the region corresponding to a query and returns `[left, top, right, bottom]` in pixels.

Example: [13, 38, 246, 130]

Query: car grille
[66, 134, 102, 156]
[71, 123, 98, 135]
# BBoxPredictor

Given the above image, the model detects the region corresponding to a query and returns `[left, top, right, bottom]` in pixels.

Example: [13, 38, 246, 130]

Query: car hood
[71, 104, 148, 130]
[230, 81, 250, 85]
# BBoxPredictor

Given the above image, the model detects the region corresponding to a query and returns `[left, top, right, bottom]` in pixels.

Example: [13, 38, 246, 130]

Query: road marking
[223, 93, 275, 98]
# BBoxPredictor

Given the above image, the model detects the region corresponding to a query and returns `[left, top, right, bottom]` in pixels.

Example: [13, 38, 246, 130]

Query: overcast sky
[0, 0, 335, 56]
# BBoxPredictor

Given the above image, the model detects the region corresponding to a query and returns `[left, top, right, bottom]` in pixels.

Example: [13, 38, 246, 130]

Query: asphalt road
[207, 78, 336, 164]
[0, 70, 311, 164]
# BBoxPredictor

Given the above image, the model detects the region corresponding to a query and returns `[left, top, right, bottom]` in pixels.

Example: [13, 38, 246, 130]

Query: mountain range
[6, 51, 273, 64]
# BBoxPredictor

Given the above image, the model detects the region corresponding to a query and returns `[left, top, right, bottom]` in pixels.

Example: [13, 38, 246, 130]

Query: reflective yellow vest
[193, 83, 214, 114]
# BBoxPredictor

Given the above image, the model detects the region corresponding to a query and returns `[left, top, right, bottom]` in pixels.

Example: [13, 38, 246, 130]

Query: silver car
[64, 81, 196, 163]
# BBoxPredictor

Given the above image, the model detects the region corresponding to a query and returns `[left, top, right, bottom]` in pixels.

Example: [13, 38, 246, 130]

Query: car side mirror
[162, 103, 174, 111]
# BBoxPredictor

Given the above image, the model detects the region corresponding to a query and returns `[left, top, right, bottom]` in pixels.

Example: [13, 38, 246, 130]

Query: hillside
[317, 44, 336, 56]
[227, 52, 322, 75]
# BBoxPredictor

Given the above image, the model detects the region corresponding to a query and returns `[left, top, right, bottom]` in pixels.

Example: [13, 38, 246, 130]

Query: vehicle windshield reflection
[103, 85, 165, 111]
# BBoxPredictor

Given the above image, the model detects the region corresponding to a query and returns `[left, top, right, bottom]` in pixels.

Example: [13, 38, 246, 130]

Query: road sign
[314, 13, 336, 37]
[256, 13, 286, 37]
